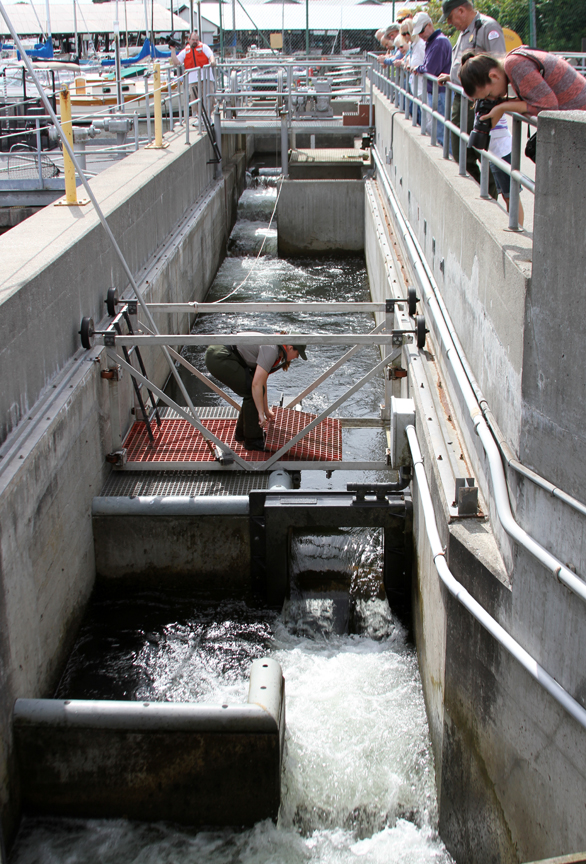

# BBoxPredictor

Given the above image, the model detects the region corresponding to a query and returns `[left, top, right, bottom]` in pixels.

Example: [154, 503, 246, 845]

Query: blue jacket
[417, 29, 452, 93]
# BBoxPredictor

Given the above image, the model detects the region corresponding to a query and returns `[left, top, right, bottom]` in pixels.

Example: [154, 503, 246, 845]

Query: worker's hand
[437, 73, 450, 85]
[266, 408, 276, 421]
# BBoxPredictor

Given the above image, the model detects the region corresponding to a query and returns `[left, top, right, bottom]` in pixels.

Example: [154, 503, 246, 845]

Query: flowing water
[9, 178, 453, 864]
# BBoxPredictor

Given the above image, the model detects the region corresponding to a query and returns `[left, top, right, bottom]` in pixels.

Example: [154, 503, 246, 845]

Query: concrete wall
[369, 91, 586, 863]
[277, 179, 364, 255]
[13, 658, 285, 826]
[0, 130, 246, 847]
[93, 513, 251, 593]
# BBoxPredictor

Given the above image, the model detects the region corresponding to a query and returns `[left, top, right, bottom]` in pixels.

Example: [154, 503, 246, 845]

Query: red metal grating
[264, 407, 342, 461]
[123, 409, 342, 464]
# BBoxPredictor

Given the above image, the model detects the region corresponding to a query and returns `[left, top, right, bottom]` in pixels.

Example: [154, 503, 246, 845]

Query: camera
[468, 98, 501, 151]
[163, 34, 181, 49]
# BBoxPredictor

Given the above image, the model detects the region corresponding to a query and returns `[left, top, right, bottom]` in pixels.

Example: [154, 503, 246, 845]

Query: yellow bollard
[55, 86, 89, 206]
[146, 62, 169, 150]
[59, 86, 78, 205]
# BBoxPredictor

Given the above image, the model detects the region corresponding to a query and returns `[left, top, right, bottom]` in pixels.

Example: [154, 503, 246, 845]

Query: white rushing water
[9, 180, 453, 864]
[13, 532, 453, 864]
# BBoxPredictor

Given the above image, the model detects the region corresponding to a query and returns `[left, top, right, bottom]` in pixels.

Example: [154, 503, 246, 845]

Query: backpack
[508, 48, 545, 163]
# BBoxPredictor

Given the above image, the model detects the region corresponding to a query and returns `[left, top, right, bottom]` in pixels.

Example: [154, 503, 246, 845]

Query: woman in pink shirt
[459, 47, 586, 125]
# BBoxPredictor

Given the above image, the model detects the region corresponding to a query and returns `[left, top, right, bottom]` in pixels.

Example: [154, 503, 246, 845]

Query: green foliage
[425, 0, 586, 52]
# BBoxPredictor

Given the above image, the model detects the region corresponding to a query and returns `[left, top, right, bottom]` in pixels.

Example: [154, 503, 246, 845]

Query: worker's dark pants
[451, 93, 498, 201]
[205, 345, 262, 440]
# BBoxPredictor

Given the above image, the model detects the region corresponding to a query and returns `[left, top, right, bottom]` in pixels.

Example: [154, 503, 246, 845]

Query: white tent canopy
[0, 2, 189, 36]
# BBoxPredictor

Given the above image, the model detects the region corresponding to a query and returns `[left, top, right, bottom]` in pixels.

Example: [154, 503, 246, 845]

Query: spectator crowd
[374, 0, 586, 225]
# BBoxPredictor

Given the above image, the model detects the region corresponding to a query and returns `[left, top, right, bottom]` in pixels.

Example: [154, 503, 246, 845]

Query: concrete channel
[0, 80, 585, 864]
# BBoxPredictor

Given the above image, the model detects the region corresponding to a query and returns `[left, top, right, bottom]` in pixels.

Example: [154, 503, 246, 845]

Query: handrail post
[184, 73, 190, 145]
[430, 77, 438, 146]
[508, 115, 522, 230]
[421, 76, 427, 136]
[280, 109, 288, 177]
[154, 62, 163, 146]
[35, 117, 43, 187]
[144, 71, 151, 143]
[479, 152, 490, 198]
[443, 85, 452, 159]
[458, 92, 468, 176]
[197, 67, 202, 129]
[412, 74, 418, 127]
[133, 112, 139, 150]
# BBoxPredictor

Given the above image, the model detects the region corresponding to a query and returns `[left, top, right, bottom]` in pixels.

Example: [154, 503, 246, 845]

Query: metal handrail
[368, 56, 537, 231]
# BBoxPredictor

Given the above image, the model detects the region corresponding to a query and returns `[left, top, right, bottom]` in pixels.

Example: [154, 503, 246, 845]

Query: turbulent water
[9, 180, 453, 864]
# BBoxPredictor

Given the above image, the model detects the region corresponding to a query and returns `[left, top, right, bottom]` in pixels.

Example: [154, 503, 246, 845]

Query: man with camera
[171, 31, 215, 110]
[437, 0, 505, 198]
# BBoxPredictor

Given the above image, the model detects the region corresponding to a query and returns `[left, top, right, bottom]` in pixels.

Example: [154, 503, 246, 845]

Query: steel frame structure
[82, 297, 423, 473]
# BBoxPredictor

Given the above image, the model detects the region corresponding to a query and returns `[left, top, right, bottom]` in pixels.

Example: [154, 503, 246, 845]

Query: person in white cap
[410, 12, 452, 144]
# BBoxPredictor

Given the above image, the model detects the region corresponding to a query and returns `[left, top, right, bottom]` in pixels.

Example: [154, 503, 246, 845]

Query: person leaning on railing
[437, 0, 505, 200]
[459, 47, 586, 122]
[460, 51, 524, 227]
[411, 12, 452, 145]
[377, 24, 400, 65]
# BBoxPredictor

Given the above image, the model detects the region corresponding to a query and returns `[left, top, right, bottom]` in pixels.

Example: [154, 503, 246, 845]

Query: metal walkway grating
[100, 471, 270, 497]
[123, 408, 342, 465]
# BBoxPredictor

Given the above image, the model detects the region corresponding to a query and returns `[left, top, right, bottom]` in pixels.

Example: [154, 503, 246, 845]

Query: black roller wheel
[407, 286, 418, 317]
[106, 287, 119, 317]
[80, 317, 95, 350]
[416, 315, 426, 350]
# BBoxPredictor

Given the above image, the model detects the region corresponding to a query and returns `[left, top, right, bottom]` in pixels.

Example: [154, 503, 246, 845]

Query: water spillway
[9, 177, 453, 863]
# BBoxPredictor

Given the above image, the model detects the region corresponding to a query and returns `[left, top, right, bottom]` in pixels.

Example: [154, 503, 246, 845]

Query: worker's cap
[412, 11, 432, 35]
[397, 8, 412, 22]
[440, 0, 469, 23]
[292, 345, 307, 360]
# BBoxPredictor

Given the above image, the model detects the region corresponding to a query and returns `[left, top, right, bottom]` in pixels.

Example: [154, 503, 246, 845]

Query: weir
[0, 52, 585, 864]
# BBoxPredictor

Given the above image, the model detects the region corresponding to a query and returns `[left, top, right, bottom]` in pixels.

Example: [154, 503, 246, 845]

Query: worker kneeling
[205, 337, 307, 451]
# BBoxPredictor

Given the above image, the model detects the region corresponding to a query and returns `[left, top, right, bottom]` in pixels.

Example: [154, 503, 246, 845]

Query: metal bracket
[101, 365, 123, 382]
[104, 332, 116, 347]
[105, 448, 127, 468]
[455, 477, 479, 516]
[213, 445, 234, 466]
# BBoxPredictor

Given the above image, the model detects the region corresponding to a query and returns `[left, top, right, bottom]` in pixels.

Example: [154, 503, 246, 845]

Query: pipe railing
[407, 424, 586, 733]
[372, 146, 586, 609]
[368, 57, 537, 231]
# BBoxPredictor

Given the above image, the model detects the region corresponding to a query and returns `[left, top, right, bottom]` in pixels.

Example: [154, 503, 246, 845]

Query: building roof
[199, 2, 417, 31]
[0, 2, 189, 36]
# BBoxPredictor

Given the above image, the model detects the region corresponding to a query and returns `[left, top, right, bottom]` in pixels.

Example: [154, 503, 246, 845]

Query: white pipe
[406, 425, 586, 732]
[373, 149, 586, 606]
[373, 147, 586, 522]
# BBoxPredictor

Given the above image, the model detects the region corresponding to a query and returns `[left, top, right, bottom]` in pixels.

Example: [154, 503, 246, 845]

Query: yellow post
[59, 86, 77, 205]
[153, 61, 163, 147]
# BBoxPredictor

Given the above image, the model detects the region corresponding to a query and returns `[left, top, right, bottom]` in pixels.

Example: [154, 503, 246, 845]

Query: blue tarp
[101, 39, 171, 67]
[17, 40, 54, 60]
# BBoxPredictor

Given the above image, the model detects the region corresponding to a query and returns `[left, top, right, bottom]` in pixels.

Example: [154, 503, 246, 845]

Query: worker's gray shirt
[450, 13, 506, 85]
[236, 340, 280, 373]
